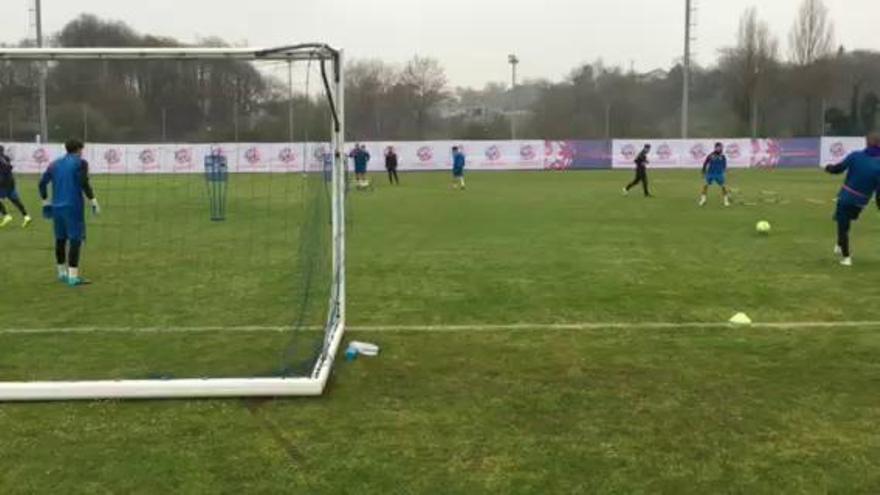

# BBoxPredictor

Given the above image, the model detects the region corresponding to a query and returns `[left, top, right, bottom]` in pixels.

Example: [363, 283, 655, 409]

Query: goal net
[0, 45, 346, 401]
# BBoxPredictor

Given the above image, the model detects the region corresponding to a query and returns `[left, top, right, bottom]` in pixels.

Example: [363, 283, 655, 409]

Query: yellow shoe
[22, 215, 32, 228]
[0, 215, 12, 228]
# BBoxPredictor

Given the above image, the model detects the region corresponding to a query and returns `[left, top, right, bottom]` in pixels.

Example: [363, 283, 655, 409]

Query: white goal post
[0, 44, 346, 401]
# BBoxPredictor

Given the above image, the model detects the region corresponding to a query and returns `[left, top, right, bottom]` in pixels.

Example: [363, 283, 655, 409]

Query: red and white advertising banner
[1, 138, 845, 174]
[821, 137, 867, 167]
[612, 139, 803, 169]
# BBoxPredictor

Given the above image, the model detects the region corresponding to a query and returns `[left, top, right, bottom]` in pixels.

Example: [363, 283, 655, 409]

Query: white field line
[2, 321, 880, 335]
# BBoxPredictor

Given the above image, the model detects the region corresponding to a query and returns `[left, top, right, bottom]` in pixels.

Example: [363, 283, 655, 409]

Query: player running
[623, 144, 652, 197]
[824, 131, 880, 267]
[700, 142, 731, 207]
[38, 139, 101, 286]
[0, 145, 32, 228]
[452, 146, 466, 189]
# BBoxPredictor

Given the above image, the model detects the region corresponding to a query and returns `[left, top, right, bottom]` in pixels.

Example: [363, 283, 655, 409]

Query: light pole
[82, 104, 88, 141]
[750, 66, 759, 138]
[35, 0, 49, 143]
[605, 102, 612, 139]
[288, 60, 295, 143]
[508, 54, 519, 140]
[681, 0, 693, 139]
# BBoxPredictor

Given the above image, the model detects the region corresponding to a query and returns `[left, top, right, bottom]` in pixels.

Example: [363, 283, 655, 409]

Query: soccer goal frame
[0, 44, 347, 401]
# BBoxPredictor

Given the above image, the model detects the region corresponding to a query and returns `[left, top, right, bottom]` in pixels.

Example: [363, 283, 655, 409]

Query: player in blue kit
[824, 132, 880, 267]
[452, 146, 466, 190]
[0, 145, 32, 228]
[699, 142, 731, 207]
[38, 139, 101, 286]
[349, 144, 371, 190]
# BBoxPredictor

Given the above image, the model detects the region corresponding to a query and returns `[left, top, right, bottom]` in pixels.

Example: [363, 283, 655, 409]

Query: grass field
[1, 169, 879, 493]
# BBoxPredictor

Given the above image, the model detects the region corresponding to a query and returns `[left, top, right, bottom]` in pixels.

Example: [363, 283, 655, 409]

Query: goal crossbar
[0, 44, 347, 402]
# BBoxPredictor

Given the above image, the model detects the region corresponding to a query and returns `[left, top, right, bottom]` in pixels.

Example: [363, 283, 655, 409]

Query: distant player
[38, 139, 101, 286]
[452, 146, 466, 189]
[824, 131, 880, 267]
[385, 146, 400, 185]
[623, 144, 652, 197]
[349, 144, 371, 189]
[0, 145, 32, 228]
[700, 142, 731, 207]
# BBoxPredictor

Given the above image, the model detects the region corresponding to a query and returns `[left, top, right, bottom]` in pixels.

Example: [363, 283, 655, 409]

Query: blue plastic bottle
[345, 346, 359, 362]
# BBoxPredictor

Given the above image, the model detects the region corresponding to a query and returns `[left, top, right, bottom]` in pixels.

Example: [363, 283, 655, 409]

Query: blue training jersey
[703, 153, 727, 175]
[827, 147, 880, 207]
[453, 152, 465, 168]
[39, 154, 89, 212]
[350, 149, 370, 168]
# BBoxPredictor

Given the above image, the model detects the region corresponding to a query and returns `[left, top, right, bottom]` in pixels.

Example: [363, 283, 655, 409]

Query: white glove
[90, 198, 101, 216]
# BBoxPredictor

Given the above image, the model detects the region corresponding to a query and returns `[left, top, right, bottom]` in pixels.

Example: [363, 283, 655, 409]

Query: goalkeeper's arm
[80, 160, 95, 200]
[80, 160, 100, 214]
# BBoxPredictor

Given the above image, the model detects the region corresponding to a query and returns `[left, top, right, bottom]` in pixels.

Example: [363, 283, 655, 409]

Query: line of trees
[526, 0, 879, 139]
[1, 0, 878, 143]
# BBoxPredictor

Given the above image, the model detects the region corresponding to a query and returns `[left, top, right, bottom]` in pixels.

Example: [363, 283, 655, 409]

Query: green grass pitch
[1, 169, 879, 493]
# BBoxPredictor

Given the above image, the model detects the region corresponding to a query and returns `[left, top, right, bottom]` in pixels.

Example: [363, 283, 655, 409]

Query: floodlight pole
[508, 54, 519, 140]
[82, 104, 88, 141]
[288, 60, 295, 143]
[681, 0, 692, 139]
[35, 0, 49, 143]
[751, 66, 759, 138]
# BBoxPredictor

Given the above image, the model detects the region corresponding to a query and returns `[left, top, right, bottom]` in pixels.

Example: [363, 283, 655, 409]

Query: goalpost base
[0, 317, 345, 402]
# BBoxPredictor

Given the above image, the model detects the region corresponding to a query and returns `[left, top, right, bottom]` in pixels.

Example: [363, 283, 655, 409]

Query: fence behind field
[0, 137, 866, 174]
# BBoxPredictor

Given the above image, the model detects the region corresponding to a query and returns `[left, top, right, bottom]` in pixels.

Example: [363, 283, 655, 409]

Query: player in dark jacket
[0, 145, 32, 228]
[623, 144, 652, 197]
[825, 131, 880, 267]
[385, 146, 400, 185]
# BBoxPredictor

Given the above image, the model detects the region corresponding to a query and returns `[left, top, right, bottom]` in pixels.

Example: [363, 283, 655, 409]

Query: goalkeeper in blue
[38, 139, 101, 286]
[824, 131, 880, 267]
[699, 142, 731, 207]
[0, 145, 32, 228]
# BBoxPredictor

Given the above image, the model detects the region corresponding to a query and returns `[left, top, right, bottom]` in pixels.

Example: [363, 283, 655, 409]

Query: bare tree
[788, 0, 837, 134]
[789, 0, 835, 66]
[399, 56, 449, 139]
[347, 59, 396, 140]
[720, 8, 778, 136]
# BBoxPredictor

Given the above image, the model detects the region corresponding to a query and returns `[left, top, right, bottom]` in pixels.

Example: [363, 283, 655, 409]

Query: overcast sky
[1, 0, 877, 88]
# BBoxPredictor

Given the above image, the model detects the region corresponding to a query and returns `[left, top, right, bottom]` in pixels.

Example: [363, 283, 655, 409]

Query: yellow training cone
[729, 313, 752, 325]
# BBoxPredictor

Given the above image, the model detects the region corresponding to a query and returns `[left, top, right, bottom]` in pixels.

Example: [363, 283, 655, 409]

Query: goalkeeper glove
[41, 200, 52, 220]
[90, 198, 101, 216]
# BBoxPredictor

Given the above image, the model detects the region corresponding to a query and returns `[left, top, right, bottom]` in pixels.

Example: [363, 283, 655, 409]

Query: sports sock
[10, 197, 28, 216]
[55, 239, 67, 265]
[69, 240, 82, 269]
[837, 220, 851, 257]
